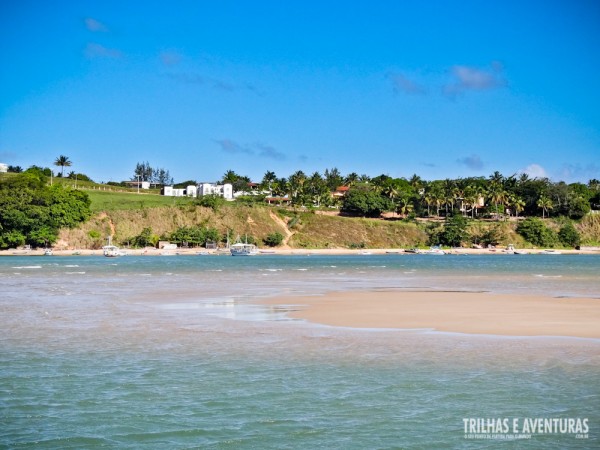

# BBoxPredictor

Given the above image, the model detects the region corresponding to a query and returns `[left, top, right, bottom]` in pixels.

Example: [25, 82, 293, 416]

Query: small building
[332, 186, 350, 198]
[161, 186, 186, 197]
[124, 180, 151, 190]
[186, 185, 197, 197]
[0, 163, 8, 173]
[265, 196, 291, 205]
[198, 182, 233, 200]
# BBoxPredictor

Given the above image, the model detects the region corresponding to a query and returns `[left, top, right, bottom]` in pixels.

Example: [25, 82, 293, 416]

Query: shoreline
[1, 247, 599, 257]
[261, 290, 600, 339]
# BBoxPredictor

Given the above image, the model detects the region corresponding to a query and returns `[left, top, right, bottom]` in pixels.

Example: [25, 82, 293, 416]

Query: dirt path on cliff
[269, 211, 295, 247]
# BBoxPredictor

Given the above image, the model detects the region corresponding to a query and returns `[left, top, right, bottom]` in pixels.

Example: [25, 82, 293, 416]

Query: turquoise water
[1, 254, 599, 448]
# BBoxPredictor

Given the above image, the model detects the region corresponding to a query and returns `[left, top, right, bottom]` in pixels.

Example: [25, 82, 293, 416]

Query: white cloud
[443, 62, 505, 97]
[84, 18, 108, 32]
[520, 163, 548, 179]
[387, 72, 426, 95]
[85, 43, 123, 59]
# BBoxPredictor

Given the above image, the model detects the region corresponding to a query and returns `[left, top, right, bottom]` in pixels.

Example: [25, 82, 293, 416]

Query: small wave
[295, 268, 308, 271]
[64, 264, 79, 268]
[66, 271, 86, 275]
[534, 274, 563, 278]
[12, 266, 41, 269]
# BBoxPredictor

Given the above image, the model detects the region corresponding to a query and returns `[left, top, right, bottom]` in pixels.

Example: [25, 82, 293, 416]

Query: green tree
[54, 155, 72, 177]
[558, 222, 581, 247]
[264, 232, 284, 247]
[430, 214, 469, 247]
[0, 173, 90, 249]
[537, 195, 553, 218]
[341, 185, 393, 217]
[516, 218, 558, 247]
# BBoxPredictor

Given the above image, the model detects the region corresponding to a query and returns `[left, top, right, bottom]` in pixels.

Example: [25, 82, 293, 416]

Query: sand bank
[262, 290, 600, 338]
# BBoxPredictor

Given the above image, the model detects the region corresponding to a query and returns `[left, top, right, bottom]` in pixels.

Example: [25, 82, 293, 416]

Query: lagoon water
[1, 254, 599, 448]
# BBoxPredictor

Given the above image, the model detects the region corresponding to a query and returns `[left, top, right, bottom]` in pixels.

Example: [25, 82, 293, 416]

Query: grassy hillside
[86, 190, 193, 212]
[54, 189, 600, 249]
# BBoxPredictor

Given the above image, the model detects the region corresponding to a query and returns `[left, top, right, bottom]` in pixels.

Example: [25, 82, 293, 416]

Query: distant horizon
[2, 1, 599, 184]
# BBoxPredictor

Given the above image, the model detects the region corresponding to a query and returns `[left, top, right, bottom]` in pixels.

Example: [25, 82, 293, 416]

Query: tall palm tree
[54, 155, 72, 177]
[537, 195, 553, 219]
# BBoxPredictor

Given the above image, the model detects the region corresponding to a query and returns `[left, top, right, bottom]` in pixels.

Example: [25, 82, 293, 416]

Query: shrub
[516, 218, 558, 247]
[195, 194, 225, 211]
[558, 221, 581, 247]
[264, 232, 284, 247]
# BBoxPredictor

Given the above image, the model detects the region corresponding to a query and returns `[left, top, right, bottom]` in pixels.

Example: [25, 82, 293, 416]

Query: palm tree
[537, 195, 553, 219]
[512, 196, 526, 218]
[54, 155, 72, 177]
[222, 170, 239, 184]
[344, 172, 359, 186]
[261, 171, 277, 195]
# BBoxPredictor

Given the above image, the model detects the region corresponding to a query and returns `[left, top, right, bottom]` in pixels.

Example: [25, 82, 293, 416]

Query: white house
[186, 185, 197, 197]
[162, 182, 233, 199]
[161, 186, 186, 197]
[0, 163, 8, 173]
[198, 183, 233, 200]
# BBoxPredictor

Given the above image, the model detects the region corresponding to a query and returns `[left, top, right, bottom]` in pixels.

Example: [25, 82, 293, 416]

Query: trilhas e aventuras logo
[463, 417, 589, 440]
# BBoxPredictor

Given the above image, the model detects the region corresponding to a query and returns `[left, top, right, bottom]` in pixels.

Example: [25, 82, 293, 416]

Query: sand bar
[262, 290, 600, 338]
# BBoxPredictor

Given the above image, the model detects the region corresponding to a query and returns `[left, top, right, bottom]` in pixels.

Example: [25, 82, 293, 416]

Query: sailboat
[230, 235, 259, 256]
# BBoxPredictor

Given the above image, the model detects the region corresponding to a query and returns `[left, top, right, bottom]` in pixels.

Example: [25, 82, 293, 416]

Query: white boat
[539, 249, 562, 255]
[230, 242, 259, 256]
[420, 246, 446, 255]
[505, 244, 528, 255]
[102, 245, 121, 257]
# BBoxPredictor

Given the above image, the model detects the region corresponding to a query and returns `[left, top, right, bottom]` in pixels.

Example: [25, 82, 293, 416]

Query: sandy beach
[263, 290, 600, 338]
[2, 246, 599, 257]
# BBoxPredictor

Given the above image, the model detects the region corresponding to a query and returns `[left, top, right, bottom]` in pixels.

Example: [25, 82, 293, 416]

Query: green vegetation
[0, 171, 91, 248]
[263, 232, 284, 247]
[516, 218, 558, 248]
[86, 190, 192, 212]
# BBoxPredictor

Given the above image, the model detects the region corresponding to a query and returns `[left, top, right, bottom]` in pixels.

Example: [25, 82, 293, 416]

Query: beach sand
[1, 247, 599, 256]
[262, 290, 600, 338]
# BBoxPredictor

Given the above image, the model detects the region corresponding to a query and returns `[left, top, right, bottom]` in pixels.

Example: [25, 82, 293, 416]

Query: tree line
[220, 168, 600, 220]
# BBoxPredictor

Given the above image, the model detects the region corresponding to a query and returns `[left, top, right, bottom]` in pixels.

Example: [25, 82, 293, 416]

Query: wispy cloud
[213, 139, 253, 155]
[559, 163, 600, 182]
[0, 150, 17, 161]
[256, 143, 286, 160]
[443, 62, 505, 97]
[166, 72, 262, 94]
[520, 163, 548, 179]
[457, 154, 484, 170]
[84, 18, 108, 32]
[214, 139, 285, 159]
[160, 51, 182, 67]
[387, 72, 427, 95]
[421, 162, 437, 168]
[85, 43, 123, 59]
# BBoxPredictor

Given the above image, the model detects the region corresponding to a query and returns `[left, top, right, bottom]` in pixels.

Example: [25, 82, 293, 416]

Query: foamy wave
[534, 274, 563, 278]
[64, 265, 79, 268]
[12, 266, 42, 269]
[66, 271, 86, 275]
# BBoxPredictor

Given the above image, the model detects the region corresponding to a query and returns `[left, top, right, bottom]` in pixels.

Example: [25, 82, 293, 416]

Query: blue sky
[1, 0, 599, 184]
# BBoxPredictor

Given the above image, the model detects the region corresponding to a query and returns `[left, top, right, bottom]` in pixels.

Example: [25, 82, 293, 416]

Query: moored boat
[230, 242, 259, 256]
[102, 245, 121, 257]
[539, 249, 562, 255]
